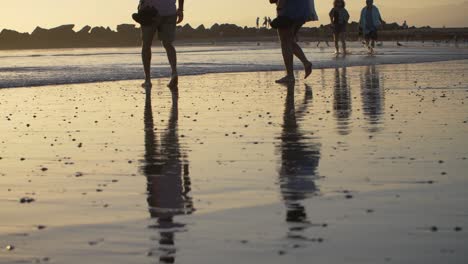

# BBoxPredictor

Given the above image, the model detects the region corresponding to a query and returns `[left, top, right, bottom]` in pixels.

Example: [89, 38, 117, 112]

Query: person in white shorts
[139, 0, 184, 89]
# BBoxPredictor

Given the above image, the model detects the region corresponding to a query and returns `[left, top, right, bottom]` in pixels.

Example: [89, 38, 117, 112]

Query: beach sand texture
[1, 61, 467, 263]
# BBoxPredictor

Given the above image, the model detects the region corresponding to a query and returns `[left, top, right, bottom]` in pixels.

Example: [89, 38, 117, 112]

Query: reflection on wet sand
[141, 87, 194, 263]
[361, 66, 385, 133]
[333, 68, 352, 135]
[278, 84, 321, 229]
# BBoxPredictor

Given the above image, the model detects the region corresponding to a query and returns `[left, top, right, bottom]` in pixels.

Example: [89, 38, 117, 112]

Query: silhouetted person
[256, 17, 260, 28]
[360, 65, 384, 134]
[270, 0, 318, 84]
[329, 0, 350, 55]
[278, 83, 321, 226]
[263, 16, 269, 28]
[268, 17, 272, 28]
[402, 20, 408, 30]
[141, 87, 194, 263]
[140, 0, 185, 88]
[359, 0, 384, 54]
[333, 68, 352, 135]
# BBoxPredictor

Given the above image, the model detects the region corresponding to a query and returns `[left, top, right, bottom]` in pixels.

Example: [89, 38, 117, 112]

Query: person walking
[329, 0, 350, 55]
[359, 0, 384, 55]
[270, 0, 318, 84]
[138, 0, 185, 89]
[263, 16, 269, 28]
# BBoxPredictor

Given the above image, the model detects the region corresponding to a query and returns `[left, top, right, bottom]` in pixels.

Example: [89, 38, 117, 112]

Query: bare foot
[168, 74, 178, 88]
[275, 76, 295, 84]
[304, 62, 313, 79]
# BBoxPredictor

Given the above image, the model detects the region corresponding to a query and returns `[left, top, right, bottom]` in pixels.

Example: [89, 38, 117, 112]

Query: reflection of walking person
[270, 0, 318, 84]
[359, 0, 384, 55]
[139, 0, 185, 89]
[278, 83, 320, 224]
[360, 65, 385, 133]
[329, 0, 350, 55]
[333, 68, 352, 135]
[141, 87, 194, 263]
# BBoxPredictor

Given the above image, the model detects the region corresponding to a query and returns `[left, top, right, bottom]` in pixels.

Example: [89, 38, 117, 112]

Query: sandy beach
[1, 61, 468, 263]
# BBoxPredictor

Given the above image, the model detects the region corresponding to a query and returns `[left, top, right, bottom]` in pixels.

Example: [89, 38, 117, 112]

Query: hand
[176, 9, 184, 24]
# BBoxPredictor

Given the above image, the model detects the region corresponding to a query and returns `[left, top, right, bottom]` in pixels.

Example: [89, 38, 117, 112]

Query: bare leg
[163, 41, 177, 76]
[141, 25, 156, 87]
[278, 27, 295, 81]
[163, 41, 178, 88]
[292, 41, 312, 79]
[333, 33, 340, 53]
[341, 33, 347, 54]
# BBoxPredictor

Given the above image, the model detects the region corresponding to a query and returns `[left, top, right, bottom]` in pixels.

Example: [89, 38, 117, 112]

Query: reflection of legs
[142, 25, 156, 87]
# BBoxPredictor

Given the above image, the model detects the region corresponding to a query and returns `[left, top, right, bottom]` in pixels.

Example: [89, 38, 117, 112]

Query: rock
[5, 245, 15, 251]
[20, 197, 35, 203]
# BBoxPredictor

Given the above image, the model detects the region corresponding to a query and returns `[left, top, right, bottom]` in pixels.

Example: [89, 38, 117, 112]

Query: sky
[1, 0, 467, 32]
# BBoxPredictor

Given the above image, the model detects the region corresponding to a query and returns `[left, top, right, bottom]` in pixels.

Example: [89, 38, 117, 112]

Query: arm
[344, 9, 350, 23]
[376, 7, 385, 25]
[177, 0, 184, 24]
[329, 9, 334, 24]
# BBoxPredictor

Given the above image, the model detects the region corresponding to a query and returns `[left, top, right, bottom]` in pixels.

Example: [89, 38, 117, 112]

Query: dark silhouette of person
[333, 67, 352, 135]
[141, 87, 194, 263]
[360, 65, 384, 134]
[278, 84, 321, 226]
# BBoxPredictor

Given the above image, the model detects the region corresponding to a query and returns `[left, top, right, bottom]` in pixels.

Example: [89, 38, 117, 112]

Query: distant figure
[256, 17, 260, 28]
[268, 17, 273, 28]
[402, 20, 408, 30]
[270, 0, 318, 84]
[333, 68, 352, 135]
[139, 0, 185, 89]
[316, 25, 330, 48]
[316, 39, 330, 48]
[263, 16, 269, 28]
[329, 0, 350, 55]
[359, 0, 384, 55]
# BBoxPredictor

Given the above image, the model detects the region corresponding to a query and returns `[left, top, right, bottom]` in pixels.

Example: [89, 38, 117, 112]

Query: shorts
[333, 24, 347, 34]
[365, 30, 378, 41]
[141, 15, 177, 43]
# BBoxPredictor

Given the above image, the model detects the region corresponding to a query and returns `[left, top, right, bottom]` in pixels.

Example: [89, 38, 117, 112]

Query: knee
[162, 41, 174, 50]
[142, 41, 152, 51]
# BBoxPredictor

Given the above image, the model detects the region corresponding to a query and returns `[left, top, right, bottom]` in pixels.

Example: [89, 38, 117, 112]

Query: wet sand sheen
[0, 61, 467, 263]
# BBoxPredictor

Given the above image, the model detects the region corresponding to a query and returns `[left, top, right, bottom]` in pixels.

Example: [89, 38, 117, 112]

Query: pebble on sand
[20, 197, 35, 203]
[5, 245, 15, 251]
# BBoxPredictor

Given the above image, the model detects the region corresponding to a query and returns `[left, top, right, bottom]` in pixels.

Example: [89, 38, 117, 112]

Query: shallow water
[0, 42, 467, 88]
[0, 61, 467, 263]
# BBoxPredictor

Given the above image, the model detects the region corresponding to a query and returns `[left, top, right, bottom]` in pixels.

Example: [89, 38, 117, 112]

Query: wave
[1, 44, 467, 89]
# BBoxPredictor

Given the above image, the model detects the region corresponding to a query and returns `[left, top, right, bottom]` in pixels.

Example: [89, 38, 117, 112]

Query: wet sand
[0, 61, 467, 263]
